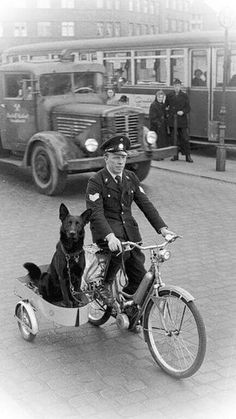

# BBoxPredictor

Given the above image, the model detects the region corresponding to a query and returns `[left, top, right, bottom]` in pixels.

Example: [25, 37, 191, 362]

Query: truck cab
[0, 61, 164, 195]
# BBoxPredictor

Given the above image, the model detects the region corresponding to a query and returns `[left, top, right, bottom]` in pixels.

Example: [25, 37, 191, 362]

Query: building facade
[0, 0, 218, 53]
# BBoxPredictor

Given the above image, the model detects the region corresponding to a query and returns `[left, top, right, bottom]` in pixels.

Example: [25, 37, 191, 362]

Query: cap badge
[118, 143, 124, 150]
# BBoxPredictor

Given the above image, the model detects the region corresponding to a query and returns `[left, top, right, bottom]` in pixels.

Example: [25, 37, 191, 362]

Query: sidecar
[14, 265, 89, 341]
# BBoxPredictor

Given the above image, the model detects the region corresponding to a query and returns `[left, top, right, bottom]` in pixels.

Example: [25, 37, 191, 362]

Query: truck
[0, 60, 176, 195]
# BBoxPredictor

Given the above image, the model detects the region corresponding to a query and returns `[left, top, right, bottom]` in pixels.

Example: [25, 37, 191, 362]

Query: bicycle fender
[15, 300, 39, 335]
[158, 285, 195, 302]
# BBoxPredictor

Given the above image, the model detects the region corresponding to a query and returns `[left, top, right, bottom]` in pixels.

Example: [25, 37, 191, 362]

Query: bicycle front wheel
[88, 297, 112, 326]
[143, 290, 206, 378]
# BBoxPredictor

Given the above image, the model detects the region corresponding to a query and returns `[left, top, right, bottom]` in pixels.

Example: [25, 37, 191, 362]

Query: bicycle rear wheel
[143, 290, 206, 378]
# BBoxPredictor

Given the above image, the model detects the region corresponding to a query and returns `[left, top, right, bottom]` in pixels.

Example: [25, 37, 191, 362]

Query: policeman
[165, 78, 193, 163]
[86, 134, 175, 302]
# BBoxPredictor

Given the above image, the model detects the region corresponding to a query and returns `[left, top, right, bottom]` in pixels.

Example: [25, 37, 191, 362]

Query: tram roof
[3, 30, 236, 57]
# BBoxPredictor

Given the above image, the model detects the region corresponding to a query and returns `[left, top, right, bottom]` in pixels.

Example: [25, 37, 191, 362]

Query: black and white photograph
[0, 1, 235, 418]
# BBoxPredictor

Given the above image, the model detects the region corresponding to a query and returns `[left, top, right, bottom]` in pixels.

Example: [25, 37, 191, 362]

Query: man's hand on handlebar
[160, 227, 178, 240]
[106, 233, 122, 253]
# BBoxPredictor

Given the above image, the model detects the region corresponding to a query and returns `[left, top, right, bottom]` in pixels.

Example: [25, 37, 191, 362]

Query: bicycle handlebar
[121, 234, 181, 252]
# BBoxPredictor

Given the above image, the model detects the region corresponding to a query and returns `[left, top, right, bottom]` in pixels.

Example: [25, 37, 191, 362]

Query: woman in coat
[149, 90, 169, 149]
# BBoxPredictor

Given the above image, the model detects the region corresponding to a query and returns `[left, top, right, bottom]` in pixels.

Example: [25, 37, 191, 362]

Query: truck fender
[15, 300, 39, 335]
[24, 131, 78, 170]
[157, 284, 195, 303]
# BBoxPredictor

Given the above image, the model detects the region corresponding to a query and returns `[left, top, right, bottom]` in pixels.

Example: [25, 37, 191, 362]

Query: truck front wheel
[127, 161, 151, 181]
[31, 144, 67, 195]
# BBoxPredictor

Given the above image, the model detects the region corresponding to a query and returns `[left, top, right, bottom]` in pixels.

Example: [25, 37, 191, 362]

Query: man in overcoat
[165, 79, 193, 162]
[86, 134, 175, 302]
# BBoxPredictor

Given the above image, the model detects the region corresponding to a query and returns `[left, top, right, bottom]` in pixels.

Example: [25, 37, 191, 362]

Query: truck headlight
[85, 138, 98, 152]
[146, 130, 157, 146]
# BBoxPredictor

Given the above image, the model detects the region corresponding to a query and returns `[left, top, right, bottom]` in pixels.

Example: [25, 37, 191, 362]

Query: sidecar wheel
[15, 302, 38, 341]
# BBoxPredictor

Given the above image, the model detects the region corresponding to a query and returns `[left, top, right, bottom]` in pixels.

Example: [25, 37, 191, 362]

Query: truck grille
[54, 115, 96, 138]
[114, 114, 140, 148]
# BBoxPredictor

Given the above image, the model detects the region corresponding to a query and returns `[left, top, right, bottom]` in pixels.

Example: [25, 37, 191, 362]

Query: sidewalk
[151, 150, 236, 184]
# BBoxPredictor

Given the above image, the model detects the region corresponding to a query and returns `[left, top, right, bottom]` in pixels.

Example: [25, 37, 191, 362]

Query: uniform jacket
[165, 90, 190, 128]
[86, 167, 166, 244]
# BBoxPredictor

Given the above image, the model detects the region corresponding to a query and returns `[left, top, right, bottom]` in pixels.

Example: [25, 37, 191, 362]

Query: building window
[171, 19, 177, 32]
[106, 22, 113, 36]
[14, 23, 27, 37]
[144, 24, 149, 34]
[128, 23, 134, 36]
[128, 0, 133, 12]
[16, 0, 27, 7]
[150, 25, 155, 34]
[136, 0, 141, 12]
[97, 0, 103, 7]
[61, 0, 75, 8]
[97, 22, 104, 36]
[144, 0, 148, 13]
[136, 24, 142, 35]
[106, 0, 112, 9]
[0, 23, 3, 37]
[115, 0, 120, 9]
[37, 0, 51, 8]
[114, 22, 121, 36]
[61, 22, 74, 36]
[37, 22, 51, 37]
[150, 1, 155, 14]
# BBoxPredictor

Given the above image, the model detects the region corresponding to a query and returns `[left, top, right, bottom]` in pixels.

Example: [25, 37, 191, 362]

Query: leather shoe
[186, 155, 193, 163]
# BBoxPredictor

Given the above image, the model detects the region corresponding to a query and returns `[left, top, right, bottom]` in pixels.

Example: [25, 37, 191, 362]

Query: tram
[3, 30, 236, 143]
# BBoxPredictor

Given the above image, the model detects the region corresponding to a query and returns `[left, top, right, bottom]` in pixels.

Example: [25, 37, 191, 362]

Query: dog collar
[60, 242, 83, 261]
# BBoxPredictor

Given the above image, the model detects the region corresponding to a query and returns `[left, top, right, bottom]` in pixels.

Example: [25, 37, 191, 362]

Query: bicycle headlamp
[159, 249, 171, 261]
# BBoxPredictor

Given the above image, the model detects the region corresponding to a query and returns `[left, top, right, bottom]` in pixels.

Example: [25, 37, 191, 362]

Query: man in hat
[86, 134, 175, 305]
[165, 79, 193, 163]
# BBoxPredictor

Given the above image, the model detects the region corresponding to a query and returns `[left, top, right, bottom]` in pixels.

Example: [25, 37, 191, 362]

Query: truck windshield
[39, 72, 103, 96]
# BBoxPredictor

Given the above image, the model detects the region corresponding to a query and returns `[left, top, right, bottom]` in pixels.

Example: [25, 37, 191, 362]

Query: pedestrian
[86, 134, 176, 304]
[149, 89, 169, 150]
[165, 78, 193, 162]
[192, 69, 206, 86]
[118, 95, 129, 104]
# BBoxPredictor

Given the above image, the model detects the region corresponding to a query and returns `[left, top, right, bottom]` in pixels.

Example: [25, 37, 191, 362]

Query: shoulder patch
[139, 186, 145, 194]
[89, 193, 99, 202]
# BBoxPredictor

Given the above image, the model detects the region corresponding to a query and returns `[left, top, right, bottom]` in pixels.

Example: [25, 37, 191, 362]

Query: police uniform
[86, 135, 167, 294]
[165, 78, 192, 160]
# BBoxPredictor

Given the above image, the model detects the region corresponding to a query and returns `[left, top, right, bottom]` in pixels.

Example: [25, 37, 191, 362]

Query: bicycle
[88, 235, 206, 379]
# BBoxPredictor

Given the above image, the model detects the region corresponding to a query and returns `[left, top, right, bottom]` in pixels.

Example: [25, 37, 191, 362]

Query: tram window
[191, 50, 207, 87]
[134, 50, 167, 85]
[216, 49, 236, 87]
[103, 53, 132, 87]
[170, 49, 184, 85]
[228, 49, 236, 87]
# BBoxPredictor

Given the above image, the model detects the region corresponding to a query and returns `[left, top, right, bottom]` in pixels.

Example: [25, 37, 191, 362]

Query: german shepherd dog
[24, 204, 92, 307]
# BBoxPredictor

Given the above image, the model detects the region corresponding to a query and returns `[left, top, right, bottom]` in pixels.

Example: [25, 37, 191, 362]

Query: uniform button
[121, 212, 124, 215]
[123, 221, 125, 224]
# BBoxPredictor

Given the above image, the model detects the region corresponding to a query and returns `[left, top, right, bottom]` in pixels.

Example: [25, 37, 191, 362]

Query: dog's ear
[59, 203, 69, 221]
[81, 208, 92, 225]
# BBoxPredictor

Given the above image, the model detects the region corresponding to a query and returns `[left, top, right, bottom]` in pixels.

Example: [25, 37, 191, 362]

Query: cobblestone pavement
[0, 158, 236, 419]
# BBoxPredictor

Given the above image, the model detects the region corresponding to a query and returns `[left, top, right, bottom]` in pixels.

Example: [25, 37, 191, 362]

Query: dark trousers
[169, 127, 191, 155]
[104, 247, 146, 295]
